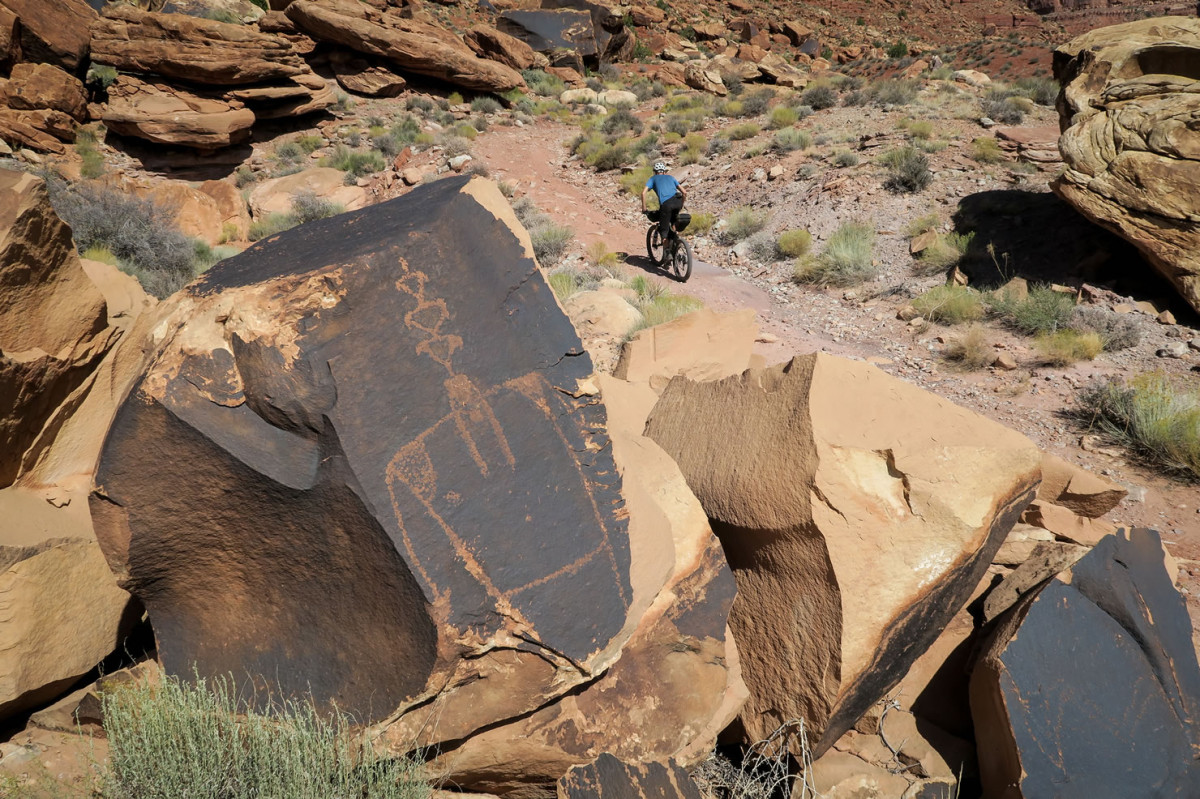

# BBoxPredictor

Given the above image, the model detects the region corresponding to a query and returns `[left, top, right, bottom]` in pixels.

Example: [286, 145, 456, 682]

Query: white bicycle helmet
[652, 161, 668, 173]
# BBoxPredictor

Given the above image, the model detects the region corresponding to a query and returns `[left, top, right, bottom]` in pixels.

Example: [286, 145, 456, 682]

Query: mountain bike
[645, 210, 693, 282]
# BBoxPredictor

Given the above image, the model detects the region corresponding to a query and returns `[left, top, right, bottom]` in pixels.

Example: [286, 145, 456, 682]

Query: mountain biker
[642, 161, 687, 263]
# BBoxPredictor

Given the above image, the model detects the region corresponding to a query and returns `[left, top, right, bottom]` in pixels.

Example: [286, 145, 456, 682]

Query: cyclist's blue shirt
[646, 174, 680, 202]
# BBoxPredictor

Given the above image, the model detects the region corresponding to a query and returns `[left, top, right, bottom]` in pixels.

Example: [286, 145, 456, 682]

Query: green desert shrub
[745, 231, 780, 262]
[102, 673, 429, 799]
[601, 107, 643, 136]
[1036, 329, 1103, 366]
[727, 122, 761, 141]
[971, 137, 1004, 163]
[911, 284, 985, 324]
[914, 231, 974, 273]
[833, 150, 860, 167]
[44, 178, 199, 298]
[1069, 305, 1140, 351]
[872, 79, 918, 105]
[777, 229, 812, 257]
[1015, 76, 1058, 106]
[768, 106, 798, 129]
[801, 83, 838, 110]
[882, 145, 932, 192]
[944, 324, 995, 369]
[990, 285, 1076, 335]
[792, 222, 877, 286]
[682, 211, 715, 236]
[549, 270, 581, 300]
[522, 69, 567, 96]
[471, 95, 503, 113]
[321, 145, 385, 177]
[982, 96, 1025, 124]
[630, 293, 705, 334]
[770, 128, 811, 153]
[1076, 373, 1200, 478]
[721, 205, 768, 242]
[513, 196, 574, 266]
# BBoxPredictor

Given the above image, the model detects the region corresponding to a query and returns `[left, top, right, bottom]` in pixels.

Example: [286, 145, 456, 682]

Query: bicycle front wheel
[671, 237, 693, 282]
[646, 225, 664, 265]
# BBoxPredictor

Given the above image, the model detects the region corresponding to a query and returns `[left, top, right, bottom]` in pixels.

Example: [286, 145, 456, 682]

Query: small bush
[102, 673, 430, 799]
[601, 107, 644, 137]
[471, 95, 502, 113]
[549, 270, 580, 300]
[944, 325, 995, 369]
[727, 123, 760, 141]
[235, 166, 258, 188]
[522, 69, 567, 97]
[971, 137, 1004, 163]
[619, 164, 654, 197]
[982, 97, 1025, 124]
[296, 134, 324, 153]
[407, 96, 435, 113]
[722, 206, 768, 242]
[248, 212, 296, 241]
[630, 293, 705, 334]
[990, 285, 1076, 335]
[707, 137, 731, 156]
[289, 191, 344, 225]
[87, 63, 118, 90]
[769, 106, 798, 129]
[321, 145, 385, 177]
[515, 197, 575, 267]
[911, 284, 985, 324]
[741, 89, 774, 117]
[684, 211, 715, 236]
[908, 120, 933, 139]
[1036, 329, 1103, 366]
[833, 150, 860, 167]
[793, 222, 876, 286]
[777, 229, 812, 257]
[1076, 373, 1200, 478]
[746, 231, 780, 262]
[914, 231, 974, 273]
[584, 240, 619, 268]
[801, 83, 838, 110]
[274, 141, 303, 165]
[1069, 306, 1140, 351]
[882, 145, 932, 193]
[886, 41, 909, 58]
[44, 179, 198, 299]
[872, 79, 918, 106]
[1015, 76, 1058, 106]
[770, 128, 811, 153]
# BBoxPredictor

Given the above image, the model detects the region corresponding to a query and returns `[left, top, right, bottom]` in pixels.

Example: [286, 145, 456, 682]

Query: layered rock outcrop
[0, 0, 96, 73]
[645, 354, 1042, 756]
[285, 0, 523, 92]
[1053, 17, 1200, 314]
[90, 177, 742, 794]
[0, 169, 153, 723]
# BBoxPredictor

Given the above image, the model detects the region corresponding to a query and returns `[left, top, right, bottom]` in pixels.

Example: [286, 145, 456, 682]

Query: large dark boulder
[971, 528, 1200, 797]
[90, 176, 744, 794]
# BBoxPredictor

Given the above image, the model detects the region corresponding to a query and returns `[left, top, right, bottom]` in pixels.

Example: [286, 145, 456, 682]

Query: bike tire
[672, 237, 693, 282]
[646, 225, 664, 265]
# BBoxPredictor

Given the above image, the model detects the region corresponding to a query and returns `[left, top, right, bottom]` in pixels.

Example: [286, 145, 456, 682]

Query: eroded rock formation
[644, 354, 1042, 756]
[1053, 17, 1200, 314]
[90, 177, 742, 794]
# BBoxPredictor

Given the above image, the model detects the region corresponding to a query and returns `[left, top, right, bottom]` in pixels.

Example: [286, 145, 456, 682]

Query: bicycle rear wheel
[646, 225, 664, 265]
[671, 237, 693, 282]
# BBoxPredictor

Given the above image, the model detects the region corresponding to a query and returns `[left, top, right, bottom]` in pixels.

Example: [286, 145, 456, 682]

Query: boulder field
[1, 170, 1197, 798]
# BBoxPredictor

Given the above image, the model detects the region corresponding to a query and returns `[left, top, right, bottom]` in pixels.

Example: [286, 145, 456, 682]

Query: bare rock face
[0, 169, 154, 723]
[971, 528, 1200, 797]
[465, 23, 542, 71]
[0, 106, 74, 153]
[100, 75, 256, 150]
[684, 62, 727, 95]
[0, 0, 95, 73]
[1053, 17, 1200, 314]
[644, 354, 1042, 756]
[91, 178, 742, 796]
[0, 63, 87, 122]
[613, 307, 757, 391]
[90, 4, 308, 85]
[285, 0, 523, 92]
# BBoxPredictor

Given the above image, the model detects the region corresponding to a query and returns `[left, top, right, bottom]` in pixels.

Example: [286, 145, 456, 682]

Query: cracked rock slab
[644, 353, 1041, 756]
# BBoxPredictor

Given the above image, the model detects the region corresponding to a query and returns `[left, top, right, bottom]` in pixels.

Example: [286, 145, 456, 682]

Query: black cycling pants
[658, 194, 684, 242]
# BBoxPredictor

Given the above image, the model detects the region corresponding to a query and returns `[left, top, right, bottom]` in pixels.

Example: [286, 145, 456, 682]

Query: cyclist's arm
[641, 185, 654, 211]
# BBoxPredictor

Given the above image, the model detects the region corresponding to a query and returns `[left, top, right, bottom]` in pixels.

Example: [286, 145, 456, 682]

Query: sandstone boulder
[971, 528, 1200, 797]
[613, 307, 756, 392]
[1053, 17, 1200, 314]
[0, 0, 95, 72]
[100, 75, 256, 151]
[464, 24, 541, 71]
[286, 0, 523, 92]
[0, 6, 18, 73]
[645, 354, 1042, 755]
[0, 107, 73, 153]
[90, 4, 308, 85]
[91, 178, 742, 796]
[329, 49, 407, 97]
[0, 63, 87, 122]
[557, 755, 702, 799]
[246, 166, 367, 218]
[684, 63, 726, 95]
[224, 73, 334, 119]
[0, 170, 152, 723]
[143, 181, 230, 245]
[497, 9, 597, 61]
[756, 52, 806, 87]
